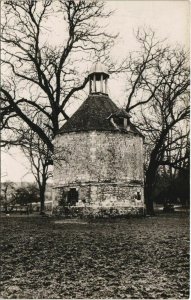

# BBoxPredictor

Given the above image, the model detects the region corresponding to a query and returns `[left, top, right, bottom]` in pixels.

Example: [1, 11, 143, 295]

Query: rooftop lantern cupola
[88, 62, 109, 95]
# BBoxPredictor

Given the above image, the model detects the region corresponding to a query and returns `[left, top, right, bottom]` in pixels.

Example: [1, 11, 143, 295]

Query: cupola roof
[88, 62, 109, 79]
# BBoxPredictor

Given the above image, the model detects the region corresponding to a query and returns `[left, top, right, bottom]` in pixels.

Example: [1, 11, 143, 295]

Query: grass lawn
[0, 213, 189, 299]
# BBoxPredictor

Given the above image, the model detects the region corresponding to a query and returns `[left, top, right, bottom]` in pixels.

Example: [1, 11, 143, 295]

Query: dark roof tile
[58, 94, 143, 137]
[58, 94, 118, 133]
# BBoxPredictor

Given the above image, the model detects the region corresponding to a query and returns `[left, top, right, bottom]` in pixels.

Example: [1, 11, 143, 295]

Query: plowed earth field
[0, 213, 189, 299]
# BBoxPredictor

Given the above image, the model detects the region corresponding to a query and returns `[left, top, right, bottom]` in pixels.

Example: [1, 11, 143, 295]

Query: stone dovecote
[53, 62, 145, 216]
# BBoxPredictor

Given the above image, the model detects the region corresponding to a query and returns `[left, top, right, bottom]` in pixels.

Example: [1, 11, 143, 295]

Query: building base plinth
[53, 205, 145, 218]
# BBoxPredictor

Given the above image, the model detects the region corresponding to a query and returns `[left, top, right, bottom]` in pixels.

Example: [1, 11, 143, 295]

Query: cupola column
[100, 74, 103, 93]
[105, 78, 108, 94]
[88, 62, 109, 95]
[89, 77, 92, 94]
[93, 74, 96, 93]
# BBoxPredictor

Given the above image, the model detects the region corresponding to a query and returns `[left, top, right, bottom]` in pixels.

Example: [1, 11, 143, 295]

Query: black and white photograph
[0, 0, 189, 298]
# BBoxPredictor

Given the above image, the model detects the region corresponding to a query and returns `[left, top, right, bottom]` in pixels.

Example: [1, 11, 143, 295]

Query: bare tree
[125, 29, 189, 214]
[18, 116, 52, 214]
[0, 181, 16, 213]
[1, 0, 118, 151]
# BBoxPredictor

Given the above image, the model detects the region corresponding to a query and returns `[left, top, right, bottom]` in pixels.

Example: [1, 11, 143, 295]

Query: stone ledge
[53, 180, 144, 189]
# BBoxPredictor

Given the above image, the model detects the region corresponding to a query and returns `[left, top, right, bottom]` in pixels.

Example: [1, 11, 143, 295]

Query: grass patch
[0, 213, 189, 298]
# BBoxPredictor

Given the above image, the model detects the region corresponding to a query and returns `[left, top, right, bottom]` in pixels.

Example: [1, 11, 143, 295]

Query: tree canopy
[124, 29, 189, 213]
[1, 0, 118, 151]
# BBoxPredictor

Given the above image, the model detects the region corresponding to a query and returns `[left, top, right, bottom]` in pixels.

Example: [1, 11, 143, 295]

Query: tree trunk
[39, 186, 46, 215]
[4, 205, 8, 214]
[145, 184, 155, 215]
[145, 165, 158, 215]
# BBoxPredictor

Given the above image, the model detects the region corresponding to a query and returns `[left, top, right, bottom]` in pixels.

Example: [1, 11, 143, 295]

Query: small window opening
[112, 116, 130, 131]
[137, 192, 141, 200]
[113, 117, 125, 128]
[68, 188, 79, 206]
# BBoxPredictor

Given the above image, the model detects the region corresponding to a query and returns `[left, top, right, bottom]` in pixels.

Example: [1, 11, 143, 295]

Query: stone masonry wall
[53, 183, 144, 207]
[53, 131, 144, 212]
[53, 131, 144, 186]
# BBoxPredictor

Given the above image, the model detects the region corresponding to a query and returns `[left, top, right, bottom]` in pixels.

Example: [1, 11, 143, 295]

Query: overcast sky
[2, 0, 189, 182]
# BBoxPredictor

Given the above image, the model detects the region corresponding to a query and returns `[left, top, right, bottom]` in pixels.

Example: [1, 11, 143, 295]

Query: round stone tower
[53, 62, 145, 216]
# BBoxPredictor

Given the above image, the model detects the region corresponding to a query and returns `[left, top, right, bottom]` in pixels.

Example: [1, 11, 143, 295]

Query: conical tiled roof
[58, 94, 143, 137]
[58, 94, 118, 134]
